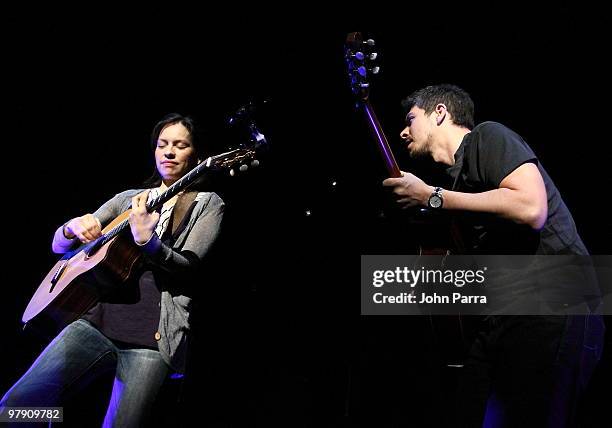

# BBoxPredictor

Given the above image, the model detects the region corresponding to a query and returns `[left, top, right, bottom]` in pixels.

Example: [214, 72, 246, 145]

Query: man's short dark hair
[401, 84, 474, 129]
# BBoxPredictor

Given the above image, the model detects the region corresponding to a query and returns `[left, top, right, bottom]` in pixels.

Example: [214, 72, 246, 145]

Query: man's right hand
[64, 214, 102, 243]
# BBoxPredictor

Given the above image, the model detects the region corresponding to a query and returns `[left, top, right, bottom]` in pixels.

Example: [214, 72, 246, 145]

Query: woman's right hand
[64, 214, 102, 243]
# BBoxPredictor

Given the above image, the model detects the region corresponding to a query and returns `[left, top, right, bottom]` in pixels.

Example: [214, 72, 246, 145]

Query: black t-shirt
[447, 121, 588, 255]
[82, 270, 161, 349]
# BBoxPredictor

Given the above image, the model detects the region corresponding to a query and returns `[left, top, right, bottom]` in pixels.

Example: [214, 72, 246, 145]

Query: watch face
[429, 195, 443, 209]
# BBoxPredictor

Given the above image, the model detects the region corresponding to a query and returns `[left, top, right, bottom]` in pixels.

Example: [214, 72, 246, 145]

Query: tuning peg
[251, 159, 260, 167]
[366, 39, 375, 46]
[230, 169, 236, 176]
[239, 164, 248, 172]
[357, 66, 367, 77]
[371, 66, 380, 74]
[369, 52, 378, 60]
[354, 51, 365, 61]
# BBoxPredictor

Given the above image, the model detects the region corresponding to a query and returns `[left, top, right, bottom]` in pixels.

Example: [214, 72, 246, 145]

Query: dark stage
[3, 5, 611, 427]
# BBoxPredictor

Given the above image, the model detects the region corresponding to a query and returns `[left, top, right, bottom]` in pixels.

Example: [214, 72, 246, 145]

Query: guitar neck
[361, 100, 401, 178]
[87, 144, 256, 252]
[147, 158, 212, 212]
[94, 158, 214, 248]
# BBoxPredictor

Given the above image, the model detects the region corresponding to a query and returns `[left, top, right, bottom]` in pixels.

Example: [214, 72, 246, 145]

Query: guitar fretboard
[88, 157, 214, 252]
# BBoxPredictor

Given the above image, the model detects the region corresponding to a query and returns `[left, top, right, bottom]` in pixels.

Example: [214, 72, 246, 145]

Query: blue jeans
[0, 319, 168, 427]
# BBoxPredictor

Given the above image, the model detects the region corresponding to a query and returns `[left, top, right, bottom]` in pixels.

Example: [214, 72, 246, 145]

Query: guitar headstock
[208, 144, 262, 177]
[345, 32, 380, 102]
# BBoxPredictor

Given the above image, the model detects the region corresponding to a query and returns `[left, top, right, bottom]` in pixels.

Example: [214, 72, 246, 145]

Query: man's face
[155, 122, 198, 185]
[400, 106, 436, 158]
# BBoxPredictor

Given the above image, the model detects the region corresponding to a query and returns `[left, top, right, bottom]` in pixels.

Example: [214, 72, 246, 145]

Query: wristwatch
[427, 187, 444, 209]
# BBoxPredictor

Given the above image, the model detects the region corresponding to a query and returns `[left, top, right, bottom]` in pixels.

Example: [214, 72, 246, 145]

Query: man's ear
[435, 103, 447, 125]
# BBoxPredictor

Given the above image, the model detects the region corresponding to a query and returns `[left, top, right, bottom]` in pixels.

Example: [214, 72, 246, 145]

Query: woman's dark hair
[142, 113, 201, 187]
[401, 84, 474, 129]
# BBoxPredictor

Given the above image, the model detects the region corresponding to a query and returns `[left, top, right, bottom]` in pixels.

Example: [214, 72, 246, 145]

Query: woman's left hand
[128, 190, 161, 245]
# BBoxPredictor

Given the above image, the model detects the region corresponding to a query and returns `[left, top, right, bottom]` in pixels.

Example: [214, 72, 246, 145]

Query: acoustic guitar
[23, 123, 267, 335]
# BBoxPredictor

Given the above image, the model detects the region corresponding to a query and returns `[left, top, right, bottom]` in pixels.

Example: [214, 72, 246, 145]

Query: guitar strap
[168, 191, 200, 239]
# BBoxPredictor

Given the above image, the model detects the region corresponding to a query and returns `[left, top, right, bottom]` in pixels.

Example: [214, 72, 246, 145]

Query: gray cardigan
[53, 189, 224, 372]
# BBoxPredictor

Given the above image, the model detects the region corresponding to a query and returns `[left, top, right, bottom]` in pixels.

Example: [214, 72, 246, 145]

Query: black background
[3, 4, 611, 427]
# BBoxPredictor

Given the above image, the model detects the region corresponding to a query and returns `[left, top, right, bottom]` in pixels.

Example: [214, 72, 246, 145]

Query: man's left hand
[382, 171, 434, 208]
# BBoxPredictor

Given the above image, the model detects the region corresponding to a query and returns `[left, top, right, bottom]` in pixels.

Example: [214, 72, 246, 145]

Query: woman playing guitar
[1, 113, 226, 426]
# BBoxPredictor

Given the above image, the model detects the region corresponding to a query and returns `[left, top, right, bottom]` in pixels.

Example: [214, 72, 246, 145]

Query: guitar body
[23, 210, 142, 334]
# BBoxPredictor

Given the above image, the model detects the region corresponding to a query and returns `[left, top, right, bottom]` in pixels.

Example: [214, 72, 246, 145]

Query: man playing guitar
[383, 84, 604, 427]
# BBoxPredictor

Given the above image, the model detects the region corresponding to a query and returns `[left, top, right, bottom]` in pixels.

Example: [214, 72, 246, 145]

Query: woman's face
[154, 122, 198, 185]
